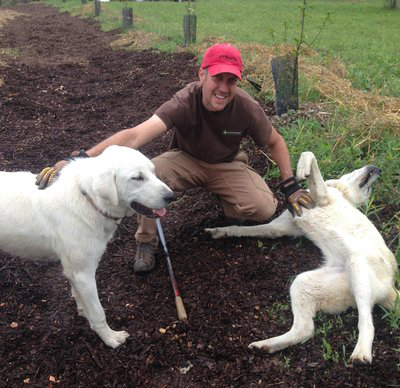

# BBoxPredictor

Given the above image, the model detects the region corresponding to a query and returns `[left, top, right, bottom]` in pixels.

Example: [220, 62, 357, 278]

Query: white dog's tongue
[153, 208, 167, 217]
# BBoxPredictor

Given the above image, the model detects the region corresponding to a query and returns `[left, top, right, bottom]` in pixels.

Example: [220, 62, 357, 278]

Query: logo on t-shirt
[223, 129, 242, 136]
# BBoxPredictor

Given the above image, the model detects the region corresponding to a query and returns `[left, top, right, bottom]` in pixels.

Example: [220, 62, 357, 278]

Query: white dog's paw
[205, 227, 230, 239]
[248, 339, 272, 353]
[350, 350, 372, 365]
[249, 336, 290, 354]
[350, 340, 373, 364]
[296, 152, 315, 181]
[105, 330, 130, 349]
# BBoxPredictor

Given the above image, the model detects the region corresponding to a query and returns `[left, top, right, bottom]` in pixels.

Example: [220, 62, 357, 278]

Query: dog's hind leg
[70, 284, 87, 318]
[296, 152, 329, 207]
[64, 266, 130, 348]
[348, 256, 377, 364]
[249, 267, 353, 353]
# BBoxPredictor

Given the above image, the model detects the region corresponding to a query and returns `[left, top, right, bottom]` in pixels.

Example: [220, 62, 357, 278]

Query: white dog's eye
[131, 175, 144, 181]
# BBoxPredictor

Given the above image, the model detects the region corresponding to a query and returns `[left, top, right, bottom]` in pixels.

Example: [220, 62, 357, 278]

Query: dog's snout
[374, 166, 382, 175]
[367, 165, 381, 175]
[164, 191, 174, 204]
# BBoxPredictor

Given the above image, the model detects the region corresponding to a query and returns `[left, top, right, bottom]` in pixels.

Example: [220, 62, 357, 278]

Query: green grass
[46, 0, 400, 97]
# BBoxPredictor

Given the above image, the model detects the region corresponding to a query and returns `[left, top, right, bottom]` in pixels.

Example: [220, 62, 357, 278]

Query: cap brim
[208, 64, 242, 80]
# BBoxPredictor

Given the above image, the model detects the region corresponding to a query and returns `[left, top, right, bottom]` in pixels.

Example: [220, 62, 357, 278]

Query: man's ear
[198, 67, 206, 82]
[92, 169, 119, 206]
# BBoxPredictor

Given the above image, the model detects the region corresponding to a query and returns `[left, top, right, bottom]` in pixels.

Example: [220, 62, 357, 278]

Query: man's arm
[264, 126, 293, 180]
[86, 114, 168, 157]
[264, 126, 315, 216]
[36, 115, 167, 189]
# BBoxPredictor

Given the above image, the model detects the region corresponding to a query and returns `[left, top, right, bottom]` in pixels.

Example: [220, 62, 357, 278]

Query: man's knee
[254, 201, 278, 221]
[151, 154, 179, 190]
[244, 201, 277, 221]
[151, 155, 168, 180]
[226, 197, 278, 222]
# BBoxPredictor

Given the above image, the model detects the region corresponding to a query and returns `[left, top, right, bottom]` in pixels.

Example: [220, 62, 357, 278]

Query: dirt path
[0, 4, 399, 387]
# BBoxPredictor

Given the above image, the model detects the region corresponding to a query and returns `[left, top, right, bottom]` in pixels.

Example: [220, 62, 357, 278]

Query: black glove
[279, 176, 315, 217]
[35, 150, 89, 190]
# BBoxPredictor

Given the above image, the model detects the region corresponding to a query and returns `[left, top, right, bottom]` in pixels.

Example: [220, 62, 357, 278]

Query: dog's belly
[295, 203, 390, 268]
[0, 223, 58, 261]
[0, 241, 58, 261]
[295, 207, 362, 263]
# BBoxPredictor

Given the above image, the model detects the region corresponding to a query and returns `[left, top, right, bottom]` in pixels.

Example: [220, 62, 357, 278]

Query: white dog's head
[326, 165, 381, 207]
[85, 145, 174, 218]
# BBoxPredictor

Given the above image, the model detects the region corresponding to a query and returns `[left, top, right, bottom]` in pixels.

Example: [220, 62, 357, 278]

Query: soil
[0, 4, 399, 387]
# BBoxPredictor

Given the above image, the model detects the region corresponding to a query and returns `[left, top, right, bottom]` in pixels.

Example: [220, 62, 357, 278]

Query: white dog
[206, 151, 399, 364]
[0, 145, 173, 348]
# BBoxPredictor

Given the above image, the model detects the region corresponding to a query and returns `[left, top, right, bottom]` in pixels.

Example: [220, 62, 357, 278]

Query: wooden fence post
[271, 55, 299, 116]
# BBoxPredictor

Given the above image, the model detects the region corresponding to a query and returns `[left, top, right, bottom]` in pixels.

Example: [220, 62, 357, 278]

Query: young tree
[270, 0, 331, 115]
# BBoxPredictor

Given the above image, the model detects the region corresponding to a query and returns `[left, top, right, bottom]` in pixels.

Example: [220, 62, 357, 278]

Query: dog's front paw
[105, 330, 130, 349]
[350, 341, 373, 364]
[205, 227, 229, 239]
[350, 352, 372, 365]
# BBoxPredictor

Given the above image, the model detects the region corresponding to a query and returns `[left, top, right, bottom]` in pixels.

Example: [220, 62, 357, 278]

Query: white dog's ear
[92, 169, 119, 206]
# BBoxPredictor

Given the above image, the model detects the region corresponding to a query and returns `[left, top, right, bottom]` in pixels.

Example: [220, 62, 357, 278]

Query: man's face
[199, 68, 238, 112]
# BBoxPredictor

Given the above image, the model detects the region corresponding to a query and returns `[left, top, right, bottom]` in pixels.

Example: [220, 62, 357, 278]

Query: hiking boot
[133, 237, 159, 274]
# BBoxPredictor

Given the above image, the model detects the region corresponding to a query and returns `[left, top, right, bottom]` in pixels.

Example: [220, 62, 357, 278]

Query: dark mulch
[0, 4, 398, 387]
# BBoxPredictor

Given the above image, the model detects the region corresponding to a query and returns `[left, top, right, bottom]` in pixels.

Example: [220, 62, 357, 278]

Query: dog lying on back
[0, 145, 173, 348]
[206, 151, 399, 364]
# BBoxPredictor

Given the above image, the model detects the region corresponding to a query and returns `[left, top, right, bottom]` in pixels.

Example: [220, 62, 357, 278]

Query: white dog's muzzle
[130, 191, 174, 218]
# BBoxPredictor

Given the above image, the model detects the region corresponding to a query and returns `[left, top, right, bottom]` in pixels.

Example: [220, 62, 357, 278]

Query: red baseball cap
[201, 43, 243, 80]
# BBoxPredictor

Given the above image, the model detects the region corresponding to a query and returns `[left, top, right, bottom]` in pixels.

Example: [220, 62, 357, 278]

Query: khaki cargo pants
[135, 150, 278, 242]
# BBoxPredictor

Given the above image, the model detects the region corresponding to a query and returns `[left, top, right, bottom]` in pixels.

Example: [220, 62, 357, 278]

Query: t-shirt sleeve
[154, 99, 178, 130]
[154, 86, 191, 130]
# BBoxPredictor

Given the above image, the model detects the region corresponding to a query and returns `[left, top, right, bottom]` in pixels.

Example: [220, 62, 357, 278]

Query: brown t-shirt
[155, 81, 272, 163]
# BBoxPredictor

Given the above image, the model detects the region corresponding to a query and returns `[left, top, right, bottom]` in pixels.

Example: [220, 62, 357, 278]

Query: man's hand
[35, 150, 89, 190]
[279, 176, 315, 217]
[35, 160, 68, 189]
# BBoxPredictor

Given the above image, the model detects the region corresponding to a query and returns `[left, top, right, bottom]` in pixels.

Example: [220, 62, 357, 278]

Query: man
[37, 43, 314, 274]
